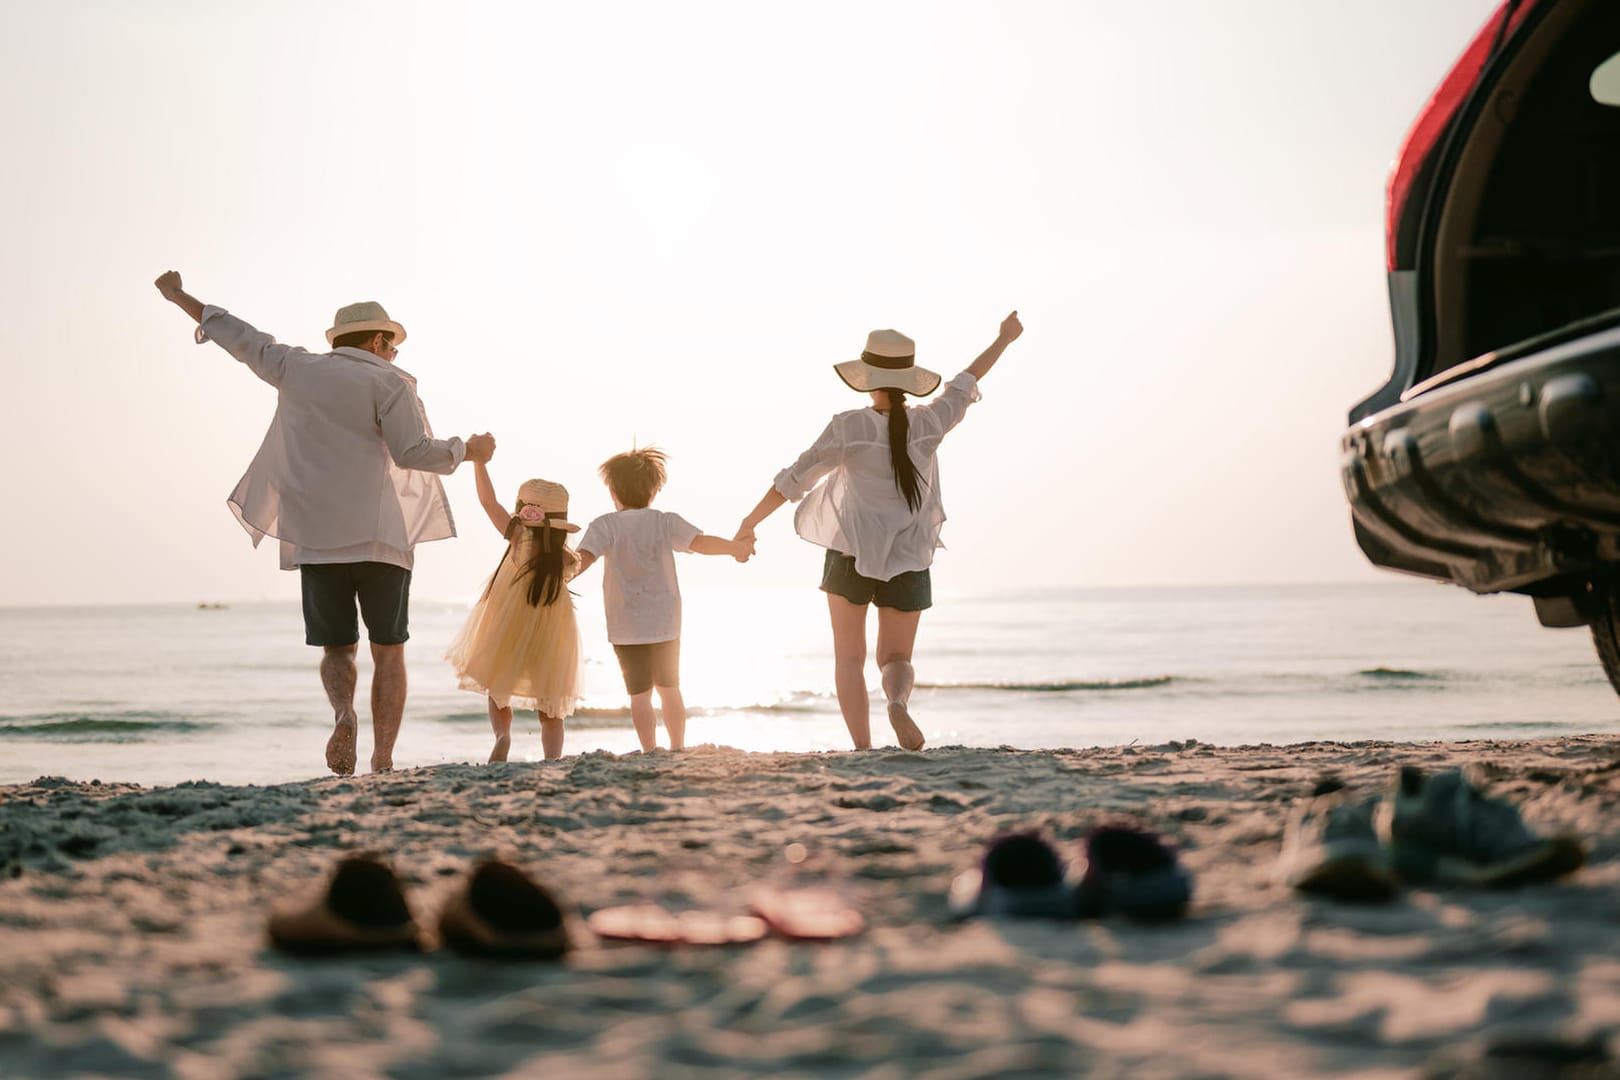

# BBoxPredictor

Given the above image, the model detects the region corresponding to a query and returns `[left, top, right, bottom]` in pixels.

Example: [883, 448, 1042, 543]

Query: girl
[446, 465, 584, 762]
[736, 311, 1023, 751]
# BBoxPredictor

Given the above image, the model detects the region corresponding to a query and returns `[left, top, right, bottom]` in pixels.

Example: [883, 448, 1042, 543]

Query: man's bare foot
[488, 735, 511, 763]
[325, 719, 357, 776]
[887, 701, 924, 751]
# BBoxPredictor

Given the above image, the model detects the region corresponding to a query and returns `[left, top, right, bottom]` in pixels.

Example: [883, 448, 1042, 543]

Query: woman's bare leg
[538, 712, 564, 761]
[877, 607, 923, 750]
[487, 697, 513, 762]
[827, 593, 872, 749]
[656, 686, 687, 750]
[629, 690, 658, 752]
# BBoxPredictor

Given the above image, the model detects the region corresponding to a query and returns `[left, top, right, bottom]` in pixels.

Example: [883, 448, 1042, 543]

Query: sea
[1, 583, 1616, 788]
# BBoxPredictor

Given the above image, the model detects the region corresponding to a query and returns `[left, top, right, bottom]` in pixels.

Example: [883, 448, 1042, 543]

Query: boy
[576, 448, 752, 751]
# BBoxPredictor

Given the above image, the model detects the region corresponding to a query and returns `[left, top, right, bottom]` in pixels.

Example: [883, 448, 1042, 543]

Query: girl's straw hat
[325, 301, 407, 346]
[515, 479, 580, 532]
[833, 329, 942, 397]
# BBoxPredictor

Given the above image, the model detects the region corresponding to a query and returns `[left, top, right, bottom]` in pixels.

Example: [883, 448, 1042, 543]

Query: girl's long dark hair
[483, 517, 569, 607]
[886, 388, 923, 511]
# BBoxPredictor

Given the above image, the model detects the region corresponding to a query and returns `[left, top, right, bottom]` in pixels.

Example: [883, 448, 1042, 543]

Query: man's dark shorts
[820, 550, 932, 612]
[612, 639, 680, 696]
[300, 562, 412, 647]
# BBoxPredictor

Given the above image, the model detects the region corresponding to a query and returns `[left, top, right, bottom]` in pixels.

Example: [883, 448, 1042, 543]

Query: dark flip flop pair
[948, 827, 1194, 923]
[267, 855, 572, 959]
[587, 886, 864, 946]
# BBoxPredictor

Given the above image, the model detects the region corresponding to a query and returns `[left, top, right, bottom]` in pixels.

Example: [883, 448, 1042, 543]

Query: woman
[736, 311, 1023, 750]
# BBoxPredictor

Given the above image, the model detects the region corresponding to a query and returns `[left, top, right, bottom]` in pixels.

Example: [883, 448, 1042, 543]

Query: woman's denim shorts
[820, 550, 932, 612]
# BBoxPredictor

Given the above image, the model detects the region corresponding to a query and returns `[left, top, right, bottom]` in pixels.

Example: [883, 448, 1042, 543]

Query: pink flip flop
[586, 904, 767, 946]
[748, 887, 865, 941]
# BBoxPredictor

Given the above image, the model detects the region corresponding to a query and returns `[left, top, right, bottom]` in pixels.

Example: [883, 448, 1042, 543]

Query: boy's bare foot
[325, 719, 357, 776]
[887, 701, 924, 751]
[488, 735, 511, 763]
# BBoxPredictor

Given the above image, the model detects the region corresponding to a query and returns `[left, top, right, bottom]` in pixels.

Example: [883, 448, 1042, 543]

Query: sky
[0, 0, 1506, 607]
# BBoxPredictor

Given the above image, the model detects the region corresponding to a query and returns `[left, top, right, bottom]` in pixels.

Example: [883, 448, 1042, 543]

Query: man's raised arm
[155, 271, 204, 323]
[154, 269, 300, 388]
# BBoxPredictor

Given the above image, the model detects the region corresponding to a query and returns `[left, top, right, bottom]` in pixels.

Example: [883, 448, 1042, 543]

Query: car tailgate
[1342, 317, 1620, 593]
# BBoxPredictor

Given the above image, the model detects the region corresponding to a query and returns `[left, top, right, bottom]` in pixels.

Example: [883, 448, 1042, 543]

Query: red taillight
[1385, 1, 1542, 270]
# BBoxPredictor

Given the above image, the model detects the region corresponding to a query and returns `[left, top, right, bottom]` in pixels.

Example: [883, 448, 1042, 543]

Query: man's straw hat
[832, 329, 942, 397]
[515, 479, 580, 532]
[325, 301, 407, 347]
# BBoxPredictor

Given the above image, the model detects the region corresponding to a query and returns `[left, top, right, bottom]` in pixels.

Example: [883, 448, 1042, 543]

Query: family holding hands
[154, 271, 1023, 774]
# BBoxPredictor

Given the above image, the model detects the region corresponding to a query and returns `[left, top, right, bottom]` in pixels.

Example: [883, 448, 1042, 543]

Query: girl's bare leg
[827, 593, 872, 749]
[538, 712, 564, 761]
[656, 686, 686, 750]
[629, 690, 658, 752]
[877, 607, 924, 750]
[487, 697, 513, 762]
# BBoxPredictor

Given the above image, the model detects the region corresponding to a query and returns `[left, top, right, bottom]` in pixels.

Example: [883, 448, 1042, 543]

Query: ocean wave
[437, 694, 836, 730]
[916, 677, 1175, 693]
[1453, 720, 1574, 732]
[0, 712, 213, 741]
[1357, 667, 1445, 682]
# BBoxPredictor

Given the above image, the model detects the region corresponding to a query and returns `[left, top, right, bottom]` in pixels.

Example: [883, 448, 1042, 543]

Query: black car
[1343, 0, 1620, 693]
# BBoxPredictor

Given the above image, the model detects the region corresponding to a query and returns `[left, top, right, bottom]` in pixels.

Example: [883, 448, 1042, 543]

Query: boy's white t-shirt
[577, 508, 701, 645]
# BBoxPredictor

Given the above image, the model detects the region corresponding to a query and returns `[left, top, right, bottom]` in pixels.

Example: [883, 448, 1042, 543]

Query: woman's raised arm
[965, 310, 1023, 382]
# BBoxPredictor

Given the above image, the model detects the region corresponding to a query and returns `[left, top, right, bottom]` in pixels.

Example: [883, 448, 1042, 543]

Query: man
[155, 271, 494, 776]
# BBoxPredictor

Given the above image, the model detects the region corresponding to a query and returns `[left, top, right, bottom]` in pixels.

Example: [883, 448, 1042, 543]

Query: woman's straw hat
[325, 301, 407, 347]
[515, 479, 580, 532]
[833, 329, 942, 397]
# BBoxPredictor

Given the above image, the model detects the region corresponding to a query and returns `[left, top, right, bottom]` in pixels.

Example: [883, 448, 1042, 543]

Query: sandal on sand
[267, 855, 424, 955]
[1072, 825, 1193, 922]
[587, 904, 768, 946]
[437, 859, 574, 959]
[749, 887, 865, 941]
[948, 832, 1075, 920]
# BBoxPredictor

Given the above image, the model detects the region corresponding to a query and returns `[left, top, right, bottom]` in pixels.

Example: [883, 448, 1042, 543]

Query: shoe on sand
[749, 887, 865, 941]
[267, 856, 423, 955]
[1072, 825, 1193, 922]
[1278, 779, 1399, 902]
[1389, 766, 1585, 888]
[587, 904, 768, 946]
[948, 832, 1074, 920]
[437, 859, 574, 959]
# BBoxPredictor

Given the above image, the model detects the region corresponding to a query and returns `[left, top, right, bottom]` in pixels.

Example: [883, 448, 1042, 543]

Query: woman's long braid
[887, 388, 923, 511]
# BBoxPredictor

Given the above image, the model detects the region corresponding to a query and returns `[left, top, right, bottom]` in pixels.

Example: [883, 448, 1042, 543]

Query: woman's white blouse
[773, 372, 981, 582]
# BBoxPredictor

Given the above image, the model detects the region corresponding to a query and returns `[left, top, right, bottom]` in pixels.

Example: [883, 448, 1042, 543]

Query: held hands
[154, 270, 183, 300]
[465, 432, 496, 464]
[732, 535, 756, 564]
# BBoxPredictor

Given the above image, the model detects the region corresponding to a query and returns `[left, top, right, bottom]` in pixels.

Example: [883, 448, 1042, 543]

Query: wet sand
[2, 736, 1618, 1078]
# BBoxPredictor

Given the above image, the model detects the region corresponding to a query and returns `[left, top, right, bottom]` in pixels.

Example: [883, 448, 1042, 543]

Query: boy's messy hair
[599, 446, 668, 509]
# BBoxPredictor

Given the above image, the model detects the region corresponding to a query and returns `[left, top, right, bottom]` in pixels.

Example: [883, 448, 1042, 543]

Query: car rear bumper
[1342, 322, 1620, 597]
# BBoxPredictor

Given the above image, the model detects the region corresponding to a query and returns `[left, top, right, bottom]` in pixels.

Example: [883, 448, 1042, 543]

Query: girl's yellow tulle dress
[445, 533, 582, 717]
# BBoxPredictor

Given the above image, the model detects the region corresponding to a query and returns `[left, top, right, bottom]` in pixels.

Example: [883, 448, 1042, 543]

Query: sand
[3, 736, 1619, 1079]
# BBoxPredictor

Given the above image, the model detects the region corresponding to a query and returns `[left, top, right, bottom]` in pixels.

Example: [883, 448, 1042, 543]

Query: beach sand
[3, 736, 1619, 1079]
